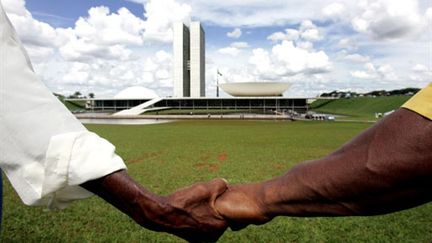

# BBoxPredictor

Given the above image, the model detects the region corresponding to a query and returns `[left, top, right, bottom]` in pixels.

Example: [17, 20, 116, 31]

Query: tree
[73, 91, 82, 98]
[88, 93, 95, 98]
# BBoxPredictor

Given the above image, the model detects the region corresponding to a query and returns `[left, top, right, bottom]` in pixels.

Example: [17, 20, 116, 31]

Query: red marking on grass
[218, 153, 227, 161]
[193, 162, 220, 172]
[128, 151, 164, 164]
[194, 163, 207, 170]
[208, 163, 220, 172]
[200, 153, 211, 162]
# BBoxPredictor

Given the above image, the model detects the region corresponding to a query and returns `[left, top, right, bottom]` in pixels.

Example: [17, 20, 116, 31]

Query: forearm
[261, 159, 431, 218]
[80, 170, 170, 232]
[260, 108, 432, 218]
[81, 171, 228, 242]
[217, 109, 432, 224]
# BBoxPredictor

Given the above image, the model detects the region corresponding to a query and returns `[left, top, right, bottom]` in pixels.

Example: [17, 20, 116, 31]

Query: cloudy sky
[2, 0, 431, 97]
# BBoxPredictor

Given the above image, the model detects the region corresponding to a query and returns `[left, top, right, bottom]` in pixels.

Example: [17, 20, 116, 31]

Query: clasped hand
[159, 179, 270, 242]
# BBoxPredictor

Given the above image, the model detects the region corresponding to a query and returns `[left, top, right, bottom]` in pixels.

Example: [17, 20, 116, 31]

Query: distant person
[0, 4, 226, 242]
[214, 85, 432, 230]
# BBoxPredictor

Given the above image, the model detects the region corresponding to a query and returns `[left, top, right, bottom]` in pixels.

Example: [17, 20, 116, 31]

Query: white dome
[114, 86, 159, 99]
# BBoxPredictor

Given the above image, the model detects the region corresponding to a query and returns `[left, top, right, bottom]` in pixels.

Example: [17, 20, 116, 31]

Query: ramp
[112, 97, 163, 116]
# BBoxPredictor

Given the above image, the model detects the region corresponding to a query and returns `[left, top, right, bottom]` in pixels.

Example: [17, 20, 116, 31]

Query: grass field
[310, 96, 411, 121]
[1, 120, 431, 242]
[59, 98, 86, 112]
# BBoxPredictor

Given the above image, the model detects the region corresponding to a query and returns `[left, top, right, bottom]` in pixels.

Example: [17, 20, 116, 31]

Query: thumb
[209, 178, 228, 202]
[208, 178, 228, 217]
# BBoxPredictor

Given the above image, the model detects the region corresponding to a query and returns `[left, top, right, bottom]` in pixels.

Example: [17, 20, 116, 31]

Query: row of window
[93, 99, 308, 110]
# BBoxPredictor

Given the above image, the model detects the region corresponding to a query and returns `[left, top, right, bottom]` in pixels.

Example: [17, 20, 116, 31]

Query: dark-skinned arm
[81, 171, 228, 242]
[215, 108, 432, 229]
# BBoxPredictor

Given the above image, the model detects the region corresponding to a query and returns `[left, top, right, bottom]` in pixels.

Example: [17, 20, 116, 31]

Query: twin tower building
[173, 22, 205, 97]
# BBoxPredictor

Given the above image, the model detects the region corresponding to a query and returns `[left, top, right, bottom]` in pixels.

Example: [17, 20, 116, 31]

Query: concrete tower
[190, 22, 205, 97]
[173, 22, 190, 97]
[173, 22, 205, 97]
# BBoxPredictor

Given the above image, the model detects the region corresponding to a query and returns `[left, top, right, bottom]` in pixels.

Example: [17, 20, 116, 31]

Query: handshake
[83, 171, 274, 242]
[147, 177, 271, 242]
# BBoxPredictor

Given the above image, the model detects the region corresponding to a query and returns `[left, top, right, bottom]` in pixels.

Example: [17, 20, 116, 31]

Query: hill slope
[310, 96, 411, 120]
[54, 93, 86, 111]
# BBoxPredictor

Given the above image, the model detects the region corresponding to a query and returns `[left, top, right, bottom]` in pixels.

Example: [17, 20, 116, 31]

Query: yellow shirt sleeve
[402, 83, 432, 120]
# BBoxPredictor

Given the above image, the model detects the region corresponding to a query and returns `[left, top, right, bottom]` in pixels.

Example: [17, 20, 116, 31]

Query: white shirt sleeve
[0, 3, 126, 209]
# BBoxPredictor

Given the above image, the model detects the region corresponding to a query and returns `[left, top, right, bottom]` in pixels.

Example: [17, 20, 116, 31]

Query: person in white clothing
[0, 3, 227, 242]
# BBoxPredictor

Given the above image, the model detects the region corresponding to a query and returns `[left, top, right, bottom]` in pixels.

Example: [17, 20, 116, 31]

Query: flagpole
[216, 69, 219, 97]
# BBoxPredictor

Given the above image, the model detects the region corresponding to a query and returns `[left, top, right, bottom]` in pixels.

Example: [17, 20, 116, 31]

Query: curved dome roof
[114, 86, 159, 99]
[220, 82, 291, 97]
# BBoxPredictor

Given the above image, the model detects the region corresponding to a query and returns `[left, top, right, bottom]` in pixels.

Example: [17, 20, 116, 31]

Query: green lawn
[1, 121, 431, 242]
[311, 96, 411, 121]
[61, 99, 86, 112]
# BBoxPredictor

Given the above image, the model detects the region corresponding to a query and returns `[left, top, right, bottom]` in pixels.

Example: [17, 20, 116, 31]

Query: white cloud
[299, 20, 323, 42]
[230, 41, 249, 49]
[2, 0, 180, 96]
[3, 3, 147, 62]
[56, 6, 148, 62]
[296, 41, 314, 50]
[351, 62, 398, 81]
[218, 41, 250, 56]
[74, 7, 145, 46]
[301, 28, 322, 42]
[142, 0, 191, 42]
[344, 53, 370, 62]
[63, 62, 91, 85]
[409, 63, 432, 83]
[426, 8, 432, 22]
[249, 40, 331, 79]
[351, 0, 426, 40]
[267, 32, 288, 42]
[227, 28, 242, 38]
[267, 29, 299, 42]
[351, 70, 374, 79]
[267, 20, 322, 43]
[338, 38, 357, 50]
[412, 64, 428, 72]
[60, 40, 133, 62]
[218, 68, 256, 84]
[155, 50, 172, 62]
[3, 0, 432, 97]
[54, 49, 173, 95]
[124, 0, 432, 43]
[299, 20, 315, 31]
[322, 2, 346, 20]
[169, 0, 346, 27]
[10, 14, 58, 47]
[218, 47, 241, 57]
[377, 64, 398, 80]
[412, 64, 432, 78]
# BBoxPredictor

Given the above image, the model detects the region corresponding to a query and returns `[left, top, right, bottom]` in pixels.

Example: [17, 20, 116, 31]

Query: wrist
[129, 190, 172, 232]
[260, 179, 282, 220]
[216, 182, 273, 225]
[260, 173, 299, 218]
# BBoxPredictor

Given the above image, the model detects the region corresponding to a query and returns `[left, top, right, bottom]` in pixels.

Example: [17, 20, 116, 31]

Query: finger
[208, 178, 228, 205]
[177, 178, 227, 199]
[167, 179, 227, 211]
[209, 178, 228, 200]
[213, 185, 234, 215]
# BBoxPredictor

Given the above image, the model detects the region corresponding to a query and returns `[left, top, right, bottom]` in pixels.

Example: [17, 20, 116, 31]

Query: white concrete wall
[190, 22, 205, 97]
[173, 23, 190, 97]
